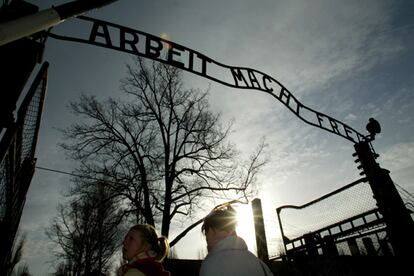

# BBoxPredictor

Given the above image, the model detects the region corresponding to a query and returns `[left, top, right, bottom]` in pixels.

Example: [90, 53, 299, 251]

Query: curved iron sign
[48, 15, 365, 143]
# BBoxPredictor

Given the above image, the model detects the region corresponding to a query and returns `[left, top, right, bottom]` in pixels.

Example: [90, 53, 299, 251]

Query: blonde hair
[130, 224, 169, 261]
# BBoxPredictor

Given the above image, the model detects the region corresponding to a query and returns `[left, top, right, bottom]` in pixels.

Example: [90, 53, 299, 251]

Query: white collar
[128, 250, 157, 264]
[210, 235, 248, 254]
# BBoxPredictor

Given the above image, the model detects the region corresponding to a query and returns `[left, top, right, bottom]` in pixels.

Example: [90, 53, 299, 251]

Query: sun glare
[160, 32, 172, 49]
[236, 204, 257, 254]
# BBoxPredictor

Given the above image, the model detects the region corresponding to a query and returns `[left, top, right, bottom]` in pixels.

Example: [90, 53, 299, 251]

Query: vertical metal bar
[252, 198, 269, 262]
[276, 207, 289, 259]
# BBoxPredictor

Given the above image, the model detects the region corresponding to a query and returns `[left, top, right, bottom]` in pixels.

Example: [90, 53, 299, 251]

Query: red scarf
[122, 254, 170, 276]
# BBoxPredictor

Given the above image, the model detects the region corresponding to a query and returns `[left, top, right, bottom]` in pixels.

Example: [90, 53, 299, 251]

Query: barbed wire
[395, 182, 414, 202]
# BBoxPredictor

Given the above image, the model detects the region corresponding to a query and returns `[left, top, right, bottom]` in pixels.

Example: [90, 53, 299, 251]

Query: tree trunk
[141, 171, 155, 226]
[161, 176, 173, 237]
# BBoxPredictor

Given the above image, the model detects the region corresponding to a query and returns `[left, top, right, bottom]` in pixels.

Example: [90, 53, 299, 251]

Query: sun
[235, 204, 257, 253]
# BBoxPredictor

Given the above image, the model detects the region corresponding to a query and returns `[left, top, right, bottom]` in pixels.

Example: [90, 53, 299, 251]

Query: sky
[7, 0, 414, 275]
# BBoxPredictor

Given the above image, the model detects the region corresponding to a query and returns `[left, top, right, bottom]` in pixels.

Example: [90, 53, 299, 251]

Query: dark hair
[130, 224, 170, 261]
[201, 205, 237, 235]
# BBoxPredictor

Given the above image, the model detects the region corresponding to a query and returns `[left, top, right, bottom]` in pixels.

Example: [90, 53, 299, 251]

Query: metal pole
[354, 141, 414, 256]
[0, 0, 119, 46]
[276, 206, 289, 260]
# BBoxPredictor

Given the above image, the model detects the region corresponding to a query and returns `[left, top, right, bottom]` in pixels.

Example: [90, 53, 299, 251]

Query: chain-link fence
[0, 62, 47, 220]
[16, 63, 47, 168]
[0, 62, 48, 269]
[0, 153, 9, 220]
[276, 178, 391, 257]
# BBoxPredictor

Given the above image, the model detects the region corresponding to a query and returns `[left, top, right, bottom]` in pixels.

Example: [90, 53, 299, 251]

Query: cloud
[380, 142, 414, 172]
[375, 142, 414, 202]
[23, 233, 56, 275]
[201, 0, 404, 147]
[229, 0, 402, 97]
[344, 113, 358, 121]
[19, 170, 72, 274]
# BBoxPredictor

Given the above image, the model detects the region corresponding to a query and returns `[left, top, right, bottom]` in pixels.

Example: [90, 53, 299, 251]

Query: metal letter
[88, 21, 112, 47]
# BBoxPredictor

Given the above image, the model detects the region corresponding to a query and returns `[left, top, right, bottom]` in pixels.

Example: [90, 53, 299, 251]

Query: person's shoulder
[200, 258, 221, 276]
[124, 268, 146, 276]
[259, 260, 274, 276]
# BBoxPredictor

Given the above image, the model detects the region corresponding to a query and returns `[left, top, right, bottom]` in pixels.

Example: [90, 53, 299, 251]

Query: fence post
[252, 198, 269, 263]
[276, 207, 289, 260]
[347, 238, 360, 256]
[354, 141, 414, 256]
[362, 237, 377, 256]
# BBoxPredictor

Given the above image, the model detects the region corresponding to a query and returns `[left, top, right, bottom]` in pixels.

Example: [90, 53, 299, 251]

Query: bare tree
[47, 181, 122, 275]
[52, 262, 73, 276]
[5, 233, 31, 276]
[10, 263, 31, 276]
[61, 58, 267, 244]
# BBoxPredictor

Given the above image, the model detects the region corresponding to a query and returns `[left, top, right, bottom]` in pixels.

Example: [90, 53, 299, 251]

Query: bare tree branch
[59, 57, 267, 246]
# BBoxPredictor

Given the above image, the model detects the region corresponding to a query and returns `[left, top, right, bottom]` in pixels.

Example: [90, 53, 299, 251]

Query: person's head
[122, 224, 169, 262]
[201, 204, 237, 251]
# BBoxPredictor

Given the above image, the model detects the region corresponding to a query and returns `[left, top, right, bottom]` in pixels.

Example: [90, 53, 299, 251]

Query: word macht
[49, 15, 364, 143]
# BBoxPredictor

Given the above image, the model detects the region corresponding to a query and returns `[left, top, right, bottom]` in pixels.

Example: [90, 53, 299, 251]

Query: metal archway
[1, 1, 413, 258]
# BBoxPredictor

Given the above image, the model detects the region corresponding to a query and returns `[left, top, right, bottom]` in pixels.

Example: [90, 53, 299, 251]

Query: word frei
[49, 15, 364, 143]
